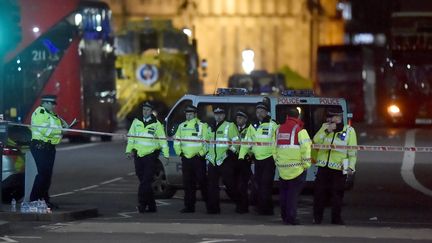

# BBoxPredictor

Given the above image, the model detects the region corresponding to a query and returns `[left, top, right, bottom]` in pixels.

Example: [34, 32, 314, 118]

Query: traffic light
[0, 0, 22, 56]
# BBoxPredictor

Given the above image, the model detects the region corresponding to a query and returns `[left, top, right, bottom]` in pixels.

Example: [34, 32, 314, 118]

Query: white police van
[153, 89, 352, 198]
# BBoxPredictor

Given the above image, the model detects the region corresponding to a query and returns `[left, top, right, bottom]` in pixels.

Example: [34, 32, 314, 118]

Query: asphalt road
[2, 125, 432, 242]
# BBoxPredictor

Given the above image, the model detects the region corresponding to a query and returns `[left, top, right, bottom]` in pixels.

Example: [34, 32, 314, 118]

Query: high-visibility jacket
[174, 117, 208, 159]
[274, 117, 312, 180]
[31, 106, 63, 145]
[312, 123, 357, 171]
[237, 124, 248, 141]
[239, 116, 278, 160]
[206, 120, 239, 166]
[126, 115, 169, 158]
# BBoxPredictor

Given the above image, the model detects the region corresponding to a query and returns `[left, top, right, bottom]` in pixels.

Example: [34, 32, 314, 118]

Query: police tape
[7, 122, 432, 152]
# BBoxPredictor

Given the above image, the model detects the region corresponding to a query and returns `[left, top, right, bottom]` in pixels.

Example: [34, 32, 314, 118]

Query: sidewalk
[0, 203, 98, 222]
[51, 221, 432, 241]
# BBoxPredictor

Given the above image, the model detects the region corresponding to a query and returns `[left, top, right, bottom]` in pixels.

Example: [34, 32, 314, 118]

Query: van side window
[197, 103, 225, 125]
[276, 105, 344, 136]
[197, 102, 257, 125]
[166, 99, 192, 136]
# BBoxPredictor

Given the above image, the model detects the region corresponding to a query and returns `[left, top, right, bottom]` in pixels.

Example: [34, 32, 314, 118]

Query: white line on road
[200, 238, 244, 243]
[57, 143, 100, 151]
[401, 129, 432, 197]
[100, 177, 123, 185]
[74, 185, 99, 191]
[0, 236, 17, 243]
[51, 192, 75, 198]
[83, 191, 135, 194]
[5, 235, 42, 239]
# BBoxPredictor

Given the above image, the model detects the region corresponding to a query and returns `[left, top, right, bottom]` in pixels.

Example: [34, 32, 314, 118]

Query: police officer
[126, 101, 169, 213]
[232, 110, 252, 214]
[239, 102, 278, 215]
[312, 107, 357, 225]
[205, 106, 239, 214]
[174, 105, 208, 213]
[275, 108, 312, 225]
[30, 95, 68, 208]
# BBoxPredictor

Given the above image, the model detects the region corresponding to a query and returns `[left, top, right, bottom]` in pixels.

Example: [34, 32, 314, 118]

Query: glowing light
[387, 104, 401, 116]
[242, 49, 255, 74]
[32, 27, 40, 33]
[182, 28, 192, 37]
[75, 14, 82, 26]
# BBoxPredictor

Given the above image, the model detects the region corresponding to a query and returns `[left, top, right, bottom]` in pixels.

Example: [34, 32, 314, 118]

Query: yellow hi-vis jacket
[312, 123, 357, 171]
[31, 106, 63, 145]
[238, 117, 278, 161]
[274, 120, 312, 180]
[174, 117, 208, 159]
[126, 115, 169, 158]
[206, 120, 239, 166]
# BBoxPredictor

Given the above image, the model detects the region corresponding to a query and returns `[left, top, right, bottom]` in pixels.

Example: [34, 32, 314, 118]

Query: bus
[316, 45, 380, 123]
[381, 12, 432, 125]
[1, 0, 116, 142]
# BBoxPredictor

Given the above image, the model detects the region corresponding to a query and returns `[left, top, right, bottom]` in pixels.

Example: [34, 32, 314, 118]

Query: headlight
[387, 104, 402, 117]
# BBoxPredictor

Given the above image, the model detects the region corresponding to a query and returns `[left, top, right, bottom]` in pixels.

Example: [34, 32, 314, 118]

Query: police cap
[235, 110, 248, 119]
[327, 106, 343, 116]
[41, 94, 57, 105]
[184, 105, 198, 113]
[213, 107, 225, 114]
[256, 102, 269, 111]
[142, 101, 154, 110]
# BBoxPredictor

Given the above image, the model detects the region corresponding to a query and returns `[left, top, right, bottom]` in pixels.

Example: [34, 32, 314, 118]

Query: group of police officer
[125, 99, 357, 225]
[29, 94, 356, 225]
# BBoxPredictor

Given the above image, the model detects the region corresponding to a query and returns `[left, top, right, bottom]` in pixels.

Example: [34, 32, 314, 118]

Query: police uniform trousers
[254, 156, 276, 215]
[206, 154, 239, 213]
[313, 166, 346, 223]
[181, 155, 207, 211]
[279, 171, 306, 224]
[232, 157, 252, 213]
[134, 151, 158, 211]
[30, 140, 56, 202]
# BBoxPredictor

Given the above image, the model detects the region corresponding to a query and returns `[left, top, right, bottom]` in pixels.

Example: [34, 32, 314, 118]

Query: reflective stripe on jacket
[174, 118, 208, 159]
[126, 116, 169, 158]
[312, 123, 357, 171]
[31, 106, 63, 145]
[274, 117, 312, 180]
[239, 117, 278, 161]
[206, 121, 239, 166]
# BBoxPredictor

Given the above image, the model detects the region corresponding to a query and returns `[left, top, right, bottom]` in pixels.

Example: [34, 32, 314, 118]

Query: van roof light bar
[281, 89, 314, 97]
[216, 88, 248, 96]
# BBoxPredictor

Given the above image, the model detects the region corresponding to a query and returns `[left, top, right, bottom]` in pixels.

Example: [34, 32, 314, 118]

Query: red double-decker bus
[1, 0, 116, 141]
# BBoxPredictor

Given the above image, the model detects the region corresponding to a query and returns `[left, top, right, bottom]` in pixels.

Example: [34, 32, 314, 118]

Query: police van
[153, 89, 352, 198]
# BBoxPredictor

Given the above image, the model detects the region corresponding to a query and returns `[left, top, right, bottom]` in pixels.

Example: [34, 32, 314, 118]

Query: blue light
[42, 39, 59, 54]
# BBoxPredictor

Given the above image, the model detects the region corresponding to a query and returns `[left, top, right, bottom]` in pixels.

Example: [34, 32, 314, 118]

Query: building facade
[104, 0, 344, 93]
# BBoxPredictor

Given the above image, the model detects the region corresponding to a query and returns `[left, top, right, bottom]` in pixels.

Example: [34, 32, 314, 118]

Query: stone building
[104, 0, 344, 93]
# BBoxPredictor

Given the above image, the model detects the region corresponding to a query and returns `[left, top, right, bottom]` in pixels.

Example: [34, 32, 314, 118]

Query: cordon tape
[3, 121, 432, 153]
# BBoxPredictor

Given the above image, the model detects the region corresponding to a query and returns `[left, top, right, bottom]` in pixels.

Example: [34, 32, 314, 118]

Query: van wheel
[153, 161, 176, 199]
